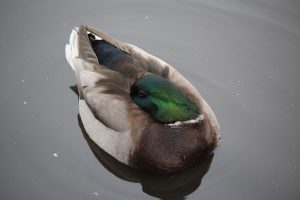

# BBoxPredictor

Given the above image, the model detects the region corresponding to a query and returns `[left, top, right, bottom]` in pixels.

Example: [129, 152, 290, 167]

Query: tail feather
[65, 28, 79, 71]
[65, 44, 75, 70]
[65, 26, 99, 72]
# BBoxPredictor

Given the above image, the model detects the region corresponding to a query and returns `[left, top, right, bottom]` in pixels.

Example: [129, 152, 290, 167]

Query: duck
[65, 25, 220, 174]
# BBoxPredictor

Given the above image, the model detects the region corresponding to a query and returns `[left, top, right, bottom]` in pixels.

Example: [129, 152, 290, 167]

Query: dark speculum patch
[88, 35, 133, 68]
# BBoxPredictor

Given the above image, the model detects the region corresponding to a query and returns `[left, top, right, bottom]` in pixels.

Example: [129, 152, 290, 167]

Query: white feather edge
[65, 44, 75, 71]
[79, 99, 132, 164]
[65, 28, 78, 71]
[167, 114, 204, 127]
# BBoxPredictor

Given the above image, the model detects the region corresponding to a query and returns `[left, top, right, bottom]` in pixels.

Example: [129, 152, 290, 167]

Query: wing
[77, 70, 132, 164]
[79, 70, 130, 132]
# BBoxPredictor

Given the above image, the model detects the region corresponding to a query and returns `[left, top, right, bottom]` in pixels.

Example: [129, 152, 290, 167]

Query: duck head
[130, 75, 199, 124]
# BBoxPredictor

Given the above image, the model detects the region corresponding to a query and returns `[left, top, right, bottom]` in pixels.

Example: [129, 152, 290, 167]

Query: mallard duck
[65, 25, 220, 174]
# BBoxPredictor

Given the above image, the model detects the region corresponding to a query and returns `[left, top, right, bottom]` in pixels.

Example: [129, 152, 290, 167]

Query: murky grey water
[1, 0, 299, 199]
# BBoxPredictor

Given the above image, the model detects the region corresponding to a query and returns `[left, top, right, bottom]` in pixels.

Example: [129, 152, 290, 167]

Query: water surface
[0, 0, 299, 199]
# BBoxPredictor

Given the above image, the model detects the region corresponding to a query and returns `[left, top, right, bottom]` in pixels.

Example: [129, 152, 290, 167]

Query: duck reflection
[78, 115, 214, 199]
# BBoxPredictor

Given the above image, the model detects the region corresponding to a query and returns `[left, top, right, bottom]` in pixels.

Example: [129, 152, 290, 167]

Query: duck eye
[137, 90, 147, 98]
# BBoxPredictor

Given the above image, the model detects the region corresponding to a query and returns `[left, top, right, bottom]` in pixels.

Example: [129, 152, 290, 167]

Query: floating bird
[65, 25, 220, 173]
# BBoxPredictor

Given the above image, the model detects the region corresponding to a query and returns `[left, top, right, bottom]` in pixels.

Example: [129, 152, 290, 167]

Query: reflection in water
[78, 115, 214, 199]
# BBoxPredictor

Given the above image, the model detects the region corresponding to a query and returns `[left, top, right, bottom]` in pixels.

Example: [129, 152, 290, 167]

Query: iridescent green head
[130, 75, 199, 123]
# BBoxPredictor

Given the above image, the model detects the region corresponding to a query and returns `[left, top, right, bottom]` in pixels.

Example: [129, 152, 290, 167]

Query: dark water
[1, 0, 299, 199]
